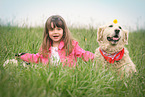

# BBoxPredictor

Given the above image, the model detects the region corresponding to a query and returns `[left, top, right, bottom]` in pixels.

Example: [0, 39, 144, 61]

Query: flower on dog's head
[113, 19, 118, 24]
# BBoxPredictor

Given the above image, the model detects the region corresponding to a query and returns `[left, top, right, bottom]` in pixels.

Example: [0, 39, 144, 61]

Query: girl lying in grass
[16, 15, 94, 67]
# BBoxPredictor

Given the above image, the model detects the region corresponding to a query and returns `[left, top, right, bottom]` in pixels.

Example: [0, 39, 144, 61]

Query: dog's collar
[99, 48, 124, 64]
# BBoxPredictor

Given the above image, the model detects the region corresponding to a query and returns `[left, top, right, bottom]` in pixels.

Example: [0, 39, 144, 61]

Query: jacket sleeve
[20, 53, 41, 64]
[74, 41, 94, 61]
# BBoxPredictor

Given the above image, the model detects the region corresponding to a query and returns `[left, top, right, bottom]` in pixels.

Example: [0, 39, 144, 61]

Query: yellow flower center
[113, 19, 118, 24]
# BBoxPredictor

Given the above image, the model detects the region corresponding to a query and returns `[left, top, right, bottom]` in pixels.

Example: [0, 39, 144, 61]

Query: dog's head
[97, 21, 128, 54]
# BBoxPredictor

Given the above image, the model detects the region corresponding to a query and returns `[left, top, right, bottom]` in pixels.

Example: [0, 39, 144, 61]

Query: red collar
[99, 48, 124, 64]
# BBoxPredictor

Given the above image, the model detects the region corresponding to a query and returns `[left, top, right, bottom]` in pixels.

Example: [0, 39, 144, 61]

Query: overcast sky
[0, 0, 145, 31]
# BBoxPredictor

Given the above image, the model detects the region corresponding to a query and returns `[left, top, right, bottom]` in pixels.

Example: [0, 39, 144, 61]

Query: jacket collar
[49, 40, 64, 50]
[58, 40, 64, 49]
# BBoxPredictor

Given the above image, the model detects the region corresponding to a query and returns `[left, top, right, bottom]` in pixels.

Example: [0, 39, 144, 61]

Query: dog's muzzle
[107, 35, 120, 45]
[107, 36, 120, 42]
[107, 29, 120, 44]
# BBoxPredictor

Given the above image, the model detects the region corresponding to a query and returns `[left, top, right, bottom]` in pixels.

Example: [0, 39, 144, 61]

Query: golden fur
[94, 23, 136, 77]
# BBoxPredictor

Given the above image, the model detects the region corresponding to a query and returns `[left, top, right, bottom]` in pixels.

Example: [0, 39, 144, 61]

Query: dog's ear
[97, 26, 105, 43]
[123, 30, 128, 45]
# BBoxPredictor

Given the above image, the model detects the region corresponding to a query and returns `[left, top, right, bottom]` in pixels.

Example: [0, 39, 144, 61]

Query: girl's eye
[49, 28, 53, 31]
[57, 28, 62, 30]
[119, 26, 122, 29]
[109, 25, 113, 27]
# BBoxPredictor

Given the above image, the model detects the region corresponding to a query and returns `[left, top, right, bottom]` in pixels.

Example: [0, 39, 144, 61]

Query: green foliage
[0, 26, 145, 97]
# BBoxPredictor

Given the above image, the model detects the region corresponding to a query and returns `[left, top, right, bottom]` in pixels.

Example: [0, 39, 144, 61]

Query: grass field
[0, 25, 145, 97]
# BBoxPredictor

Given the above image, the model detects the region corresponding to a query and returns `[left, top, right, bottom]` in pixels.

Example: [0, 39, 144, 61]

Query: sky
[0, 0, 145, 31]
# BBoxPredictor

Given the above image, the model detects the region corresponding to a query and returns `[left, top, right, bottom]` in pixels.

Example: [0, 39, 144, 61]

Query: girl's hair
[39, 15, 74, 57]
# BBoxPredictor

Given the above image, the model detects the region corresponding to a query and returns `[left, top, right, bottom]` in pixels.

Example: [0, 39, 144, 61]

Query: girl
[16, 15, 94, 67]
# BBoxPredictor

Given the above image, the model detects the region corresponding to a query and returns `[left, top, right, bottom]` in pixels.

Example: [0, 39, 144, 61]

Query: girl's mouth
[53, 35, 59, 38]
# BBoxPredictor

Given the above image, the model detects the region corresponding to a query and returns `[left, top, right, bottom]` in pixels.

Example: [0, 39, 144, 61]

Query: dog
[94, 20, 136, 77]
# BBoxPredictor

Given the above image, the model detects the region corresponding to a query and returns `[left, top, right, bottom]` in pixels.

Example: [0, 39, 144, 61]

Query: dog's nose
[115, 29, 120, 35]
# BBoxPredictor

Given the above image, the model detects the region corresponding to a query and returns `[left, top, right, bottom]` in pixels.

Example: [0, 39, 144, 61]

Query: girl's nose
[54, 29, 57, 33]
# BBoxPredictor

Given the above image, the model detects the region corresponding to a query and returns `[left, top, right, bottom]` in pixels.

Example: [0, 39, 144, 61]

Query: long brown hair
[39, 15, 74, 57]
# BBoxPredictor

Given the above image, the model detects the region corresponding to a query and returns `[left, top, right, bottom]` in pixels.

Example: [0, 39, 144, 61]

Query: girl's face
[49, 26, 63, 44]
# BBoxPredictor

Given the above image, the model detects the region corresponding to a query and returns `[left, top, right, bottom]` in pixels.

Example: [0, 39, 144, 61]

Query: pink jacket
[20, 40, 94, 67]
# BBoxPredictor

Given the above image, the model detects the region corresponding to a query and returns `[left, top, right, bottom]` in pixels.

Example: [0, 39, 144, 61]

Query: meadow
[0, 25, 145, 97]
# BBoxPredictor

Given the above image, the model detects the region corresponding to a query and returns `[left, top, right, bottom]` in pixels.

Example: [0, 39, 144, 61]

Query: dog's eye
[109, 25, 113, 27]
[119, 26, 122, 29]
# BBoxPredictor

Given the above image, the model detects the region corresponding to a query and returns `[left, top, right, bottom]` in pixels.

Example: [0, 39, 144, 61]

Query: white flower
[3, 59, 18, 66]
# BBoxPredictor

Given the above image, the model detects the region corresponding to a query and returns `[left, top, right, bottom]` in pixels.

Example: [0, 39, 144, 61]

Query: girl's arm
[16, 53, 41, 64]
[74, 41, 94, 61]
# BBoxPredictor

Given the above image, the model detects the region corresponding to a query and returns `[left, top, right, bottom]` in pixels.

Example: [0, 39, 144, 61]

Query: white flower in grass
[3, 59, 18, 66]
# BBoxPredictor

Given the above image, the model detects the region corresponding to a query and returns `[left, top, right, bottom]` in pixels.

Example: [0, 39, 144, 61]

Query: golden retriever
[94, 20, 136, 77]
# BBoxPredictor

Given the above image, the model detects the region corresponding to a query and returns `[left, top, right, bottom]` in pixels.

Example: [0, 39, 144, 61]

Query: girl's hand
[15, 53, 30, 65]
[15, 53, 26, 59]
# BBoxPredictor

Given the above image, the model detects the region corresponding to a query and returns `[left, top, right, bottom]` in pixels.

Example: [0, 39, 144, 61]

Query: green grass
[0, 26, 145, 97]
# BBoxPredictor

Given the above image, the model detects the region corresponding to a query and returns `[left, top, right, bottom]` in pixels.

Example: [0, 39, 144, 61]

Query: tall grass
[0, 26, 145, 97]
